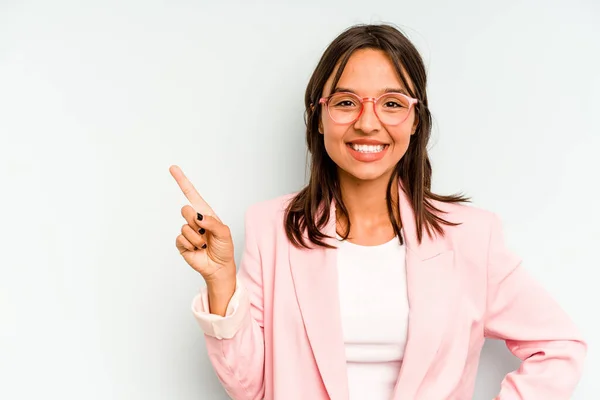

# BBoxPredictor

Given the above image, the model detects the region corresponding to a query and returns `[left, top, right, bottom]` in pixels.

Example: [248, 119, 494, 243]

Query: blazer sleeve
[191, 206, 265, 400]
[484, 214, 587, 400]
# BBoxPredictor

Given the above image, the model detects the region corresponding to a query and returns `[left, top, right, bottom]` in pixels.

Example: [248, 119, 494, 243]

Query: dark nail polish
[197, 212, 203, 221]
[198, 228, 205, 235]
[201, 243, 207, 249]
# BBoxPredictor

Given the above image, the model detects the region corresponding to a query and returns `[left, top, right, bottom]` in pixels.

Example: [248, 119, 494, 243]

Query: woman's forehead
[323, 49, 413, 95]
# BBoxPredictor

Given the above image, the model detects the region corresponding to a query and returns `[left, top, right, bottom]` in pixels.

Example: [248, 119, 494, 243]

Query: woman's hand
[170, 165, 236, 285]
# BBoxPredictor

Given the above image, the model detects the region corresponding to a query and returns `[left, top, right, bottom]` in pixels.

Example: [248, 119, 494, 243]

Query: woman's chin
[340, 165, 392, 183]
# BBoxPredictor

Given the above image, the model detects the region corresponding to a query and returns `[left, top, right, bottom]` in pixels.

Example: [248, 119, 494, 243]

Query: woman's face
[319, 49, 418, 184]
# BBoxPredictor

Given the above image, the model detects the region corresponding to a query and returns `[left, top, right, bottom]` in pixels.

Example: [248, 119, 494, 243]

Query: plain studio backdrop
[1, 0, 598, 399]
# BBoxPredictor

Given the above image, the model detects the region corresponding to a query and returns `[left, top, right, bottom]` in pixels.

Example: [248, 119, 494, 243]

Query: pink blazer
[192, 189, 586, 400]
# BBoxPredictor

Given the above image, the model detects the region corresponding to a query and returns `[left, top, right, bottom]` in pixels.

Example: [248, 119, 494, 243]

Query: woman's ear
[309, 103, 324, 134]
[411, 114, 419, 135]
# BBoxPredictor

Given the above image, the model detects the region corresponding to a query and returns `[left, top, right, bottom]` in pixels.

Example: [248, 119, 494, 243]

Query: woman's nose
[353, 99, 381, 134]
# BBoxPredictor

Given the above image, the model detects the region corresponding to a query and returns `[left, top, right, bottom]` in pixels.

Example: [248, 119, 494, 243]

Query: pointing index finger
[169, 165, 215, 215]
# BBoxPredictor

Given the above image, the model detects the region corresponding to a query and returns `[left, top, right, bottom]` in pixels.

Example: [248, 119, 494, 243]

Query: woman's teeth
[349, 143, 387, 153]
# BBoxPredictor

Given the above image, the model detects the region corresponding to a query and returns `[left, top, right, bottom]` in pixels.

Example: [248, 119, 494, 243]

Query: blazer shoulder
[432, 201, 517, 277]
[431, 200, 501, 238]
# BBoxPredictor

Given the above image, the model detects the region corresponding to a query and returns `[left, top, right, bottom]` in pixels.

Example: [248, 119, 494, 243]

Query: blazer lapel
[393, 186, 459, 399]
[289, 203, 349, 400]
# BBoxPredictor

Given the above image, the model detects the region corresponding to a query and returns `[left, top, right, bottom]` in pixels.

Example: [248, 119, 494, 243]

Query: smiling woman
[172, 23, 586, 400]
[318, 49, 417, 178]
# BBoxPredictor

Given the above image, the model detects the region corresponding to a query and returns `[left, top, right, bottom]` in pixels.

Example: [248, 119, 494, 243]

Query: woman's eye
[384, 101, 403, 108]
[334, 100, 356, 107]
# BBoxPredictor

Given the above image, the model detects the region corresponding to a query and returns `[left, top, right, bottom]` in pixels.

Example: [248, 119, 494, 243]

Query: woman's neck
[336, 170, 399, 244]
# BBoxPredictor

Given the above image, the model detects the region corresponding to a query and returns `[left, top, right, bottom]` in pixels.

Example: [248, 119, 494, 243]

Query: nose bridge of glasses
[359, 97, 379, 117]
[360, 96, 377, 111]
[354, 97, 381, 128]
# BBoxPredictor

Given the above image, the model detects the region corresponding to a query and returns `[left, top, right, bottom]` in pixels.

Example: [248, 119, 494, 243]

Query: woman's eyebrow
[331, 87, 357, 95]
[383, 87, 408, 95]
[331, 87, 408, 95]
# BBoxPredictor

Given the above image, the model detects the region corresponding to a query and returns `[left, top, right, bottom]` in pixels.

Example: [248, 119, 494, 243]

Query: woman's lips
[346, 143, 389, 162]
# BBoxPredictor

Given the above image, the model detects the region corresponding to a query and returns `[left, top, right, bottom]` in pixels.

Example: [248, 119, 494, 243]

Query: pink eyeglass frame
[318, 91, 419, 126]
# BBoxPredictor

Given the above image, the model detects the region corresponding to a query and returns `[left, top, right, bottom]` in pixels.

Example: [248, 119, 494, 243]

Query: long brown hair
[284, 23, 469, 249]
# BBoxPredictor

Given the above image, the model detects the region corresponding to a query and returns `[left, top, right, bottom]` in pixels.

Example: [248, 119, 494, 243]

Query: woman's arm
[484, 214, 587, 400]
[192, 206, 265, 400]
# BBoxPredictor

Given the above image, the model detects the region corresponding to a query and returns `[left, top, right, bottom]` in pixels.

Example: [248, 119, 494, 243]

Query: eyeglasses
[319, 91, 418, 126]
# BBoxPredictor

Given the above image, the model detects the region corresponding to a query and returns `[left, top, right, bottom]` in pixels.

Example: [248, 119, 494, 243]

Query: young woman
[170, 24, 586, 400]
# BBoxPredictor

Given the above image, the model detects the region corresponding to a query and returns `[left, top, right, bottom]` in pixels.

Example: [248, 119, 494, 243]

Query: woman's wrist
[206, 273, 237, 316]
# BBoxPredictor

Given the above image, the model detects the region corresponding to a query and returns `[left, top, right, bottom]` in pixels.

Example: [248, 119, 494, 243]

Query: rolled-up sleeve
[191, 282, 251, 340]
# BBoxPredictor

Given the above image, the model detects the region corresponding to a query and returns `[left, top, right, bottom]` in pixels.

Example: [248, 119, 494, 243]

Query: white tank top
[336, 233, 409, 400]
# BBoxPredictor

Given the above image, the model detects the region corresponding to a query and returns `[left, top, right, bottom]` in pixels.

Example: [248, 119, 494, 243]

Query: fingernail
[197, 212, 203, 221]
[198, 228, 205, 235]
[201, 243, 207, 249]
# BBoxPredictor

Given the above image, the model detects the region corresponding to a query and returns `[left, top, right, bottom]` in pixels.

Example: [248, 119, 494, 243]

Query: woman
[170, 24, 586, 400]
